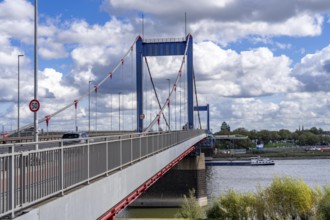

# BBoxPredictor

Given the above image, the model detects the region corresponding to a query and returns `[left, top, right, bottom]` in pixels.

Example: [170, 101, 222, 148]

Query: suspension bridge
[0, 34, 210, 219]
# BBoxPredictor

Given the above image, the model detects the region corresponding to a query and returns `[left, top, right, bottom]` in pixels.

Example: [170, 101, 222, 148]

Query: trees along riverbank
[215, 126, 330, 149]
[176, 177, 330, 220]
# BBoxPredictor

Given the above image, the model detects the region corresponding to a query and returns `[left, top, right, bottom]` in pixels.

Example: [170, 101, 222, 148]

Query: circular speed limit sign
[29, 99, 40, 112]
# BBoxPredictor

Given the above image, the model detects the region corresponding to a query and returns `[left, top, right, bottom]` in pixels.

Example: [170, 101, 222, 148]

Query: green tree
[316, 186, 330, 220]
[234, 139, 253, 149]
[320, 135, 330, 145]
[175, 189, 204, 220]
[232, 127, 249, 136]
[206, 190, 255, 220]
[249, 129, 258, 142]
[258, 130, 272, 144]
[252, 186, 267, 220]
[262, 177, 317, 219]
[206, 199, 226, 220]
[270, 131, 280, 141]
[292, 131, 299, 143]
[310, 127, 320, 135]
[298, 132, 320, 146]
[298, 133, 308, 145]
[278, 129, 292, 140]
[318, 127, 324, 134]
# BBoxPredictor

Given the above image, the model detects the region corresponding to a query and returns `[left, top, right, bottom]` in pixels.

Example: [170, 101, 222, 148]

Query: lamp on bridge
[17, 54, 24, 138]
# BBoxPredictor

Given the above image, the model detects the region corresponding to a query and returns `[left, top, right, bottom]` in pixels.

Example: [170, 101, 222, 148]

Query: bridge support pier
[131, 153, 207, 207]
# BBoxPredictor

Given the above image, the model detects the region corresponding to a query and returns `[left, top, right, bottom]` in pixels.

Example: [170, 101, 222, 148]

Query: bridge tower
[194, 104, 210, 132]
[136, 35, 194, 132]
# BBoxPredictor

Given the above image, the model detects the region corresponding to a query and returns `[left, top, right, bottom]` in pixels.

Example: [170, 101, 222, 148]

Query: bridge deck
[0, 130, 206, 219]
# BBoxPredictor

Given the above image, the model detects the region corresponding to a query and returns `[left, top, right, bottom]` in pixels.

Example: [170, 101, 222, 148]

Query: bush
[206, 199, 226, 220]
[175, 189, 204, 220]
[180, 177, 327, 220]
[316, 186, 330, 220]
[259, 176, 317, 219]
[206, 190, 255, 220]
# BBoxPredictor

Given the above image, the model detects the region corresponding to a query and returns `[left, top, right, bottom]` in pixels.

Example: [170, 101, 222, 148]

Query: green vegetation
[206, 190, 255, 220]
[177, 177, 330, 220]
[175, 189, 204, 220]
[316, 186, 330, 220]
[215, 122, 330, 149]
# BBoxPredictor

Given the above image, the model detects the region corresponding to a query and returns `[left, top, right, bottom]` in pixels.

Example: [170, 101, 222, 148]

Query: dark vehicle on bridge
[62, 132, 89, 145]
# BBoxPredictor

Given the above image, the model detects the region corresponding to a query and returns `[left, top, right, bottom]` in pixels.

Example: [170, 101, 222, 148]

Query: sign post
[29, 99, 40, 113]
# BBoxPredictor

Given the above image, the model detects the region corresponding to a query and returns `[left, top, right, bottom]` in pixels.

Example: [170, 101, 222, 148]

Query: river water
[207, 159, 330, 196]
[120, 159, 330, 218]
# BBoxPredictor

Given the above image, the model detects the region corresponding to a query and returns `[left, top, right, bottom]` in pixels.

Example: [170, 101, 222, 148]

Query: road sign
[140, 114, 145, 120]
[29, 99, 40, 112]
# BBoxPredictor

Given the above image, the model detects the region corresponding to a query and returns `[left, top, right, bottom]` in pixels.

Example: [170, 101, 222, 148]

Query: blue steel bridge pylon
[136, 35, 194, 132]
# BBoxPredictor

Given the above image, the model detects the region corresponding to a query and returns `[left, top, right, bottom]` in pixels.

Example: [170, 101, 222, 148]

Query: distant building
[256, 140, 264, 149]
[256, 143, 264, 149]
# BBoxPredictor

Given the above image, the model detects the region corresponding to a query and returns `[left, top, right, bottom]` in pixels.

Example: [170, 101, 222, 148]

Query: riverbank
[212, 149, 330, 160]
[118, 219, 182, 220]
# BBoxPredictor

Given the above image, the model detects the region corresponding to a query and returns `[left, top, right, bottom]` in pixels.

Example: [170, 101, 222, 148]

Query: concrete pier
[131, 153, 207, 207]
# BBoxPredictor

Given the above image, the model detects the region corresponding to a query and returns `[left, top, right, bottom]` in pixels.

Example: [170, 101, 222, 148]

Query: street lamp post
[88, 80, 93, 133]
[95, 87, 98, 132]
[119, 92, 121, 131]
[34, 0, 38, 145]
[17, 54, 24, 138]
[166, 79, 170, 131]
[110, 92, 112, 131]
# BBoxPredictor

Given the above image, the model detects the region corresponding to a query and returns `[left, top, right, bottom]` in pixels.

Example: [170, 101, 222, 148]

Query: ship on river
[206, 157, 275, 166]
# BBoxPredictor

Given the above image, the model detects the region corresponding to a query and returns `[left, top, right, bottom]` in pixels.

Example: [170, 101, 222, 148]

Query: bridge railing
[0, 129, 205, 218]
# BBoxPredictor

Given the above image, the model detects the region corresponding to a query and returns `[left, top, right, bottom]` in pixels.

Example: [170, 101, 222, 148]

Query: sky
[1, 0, 330, 133]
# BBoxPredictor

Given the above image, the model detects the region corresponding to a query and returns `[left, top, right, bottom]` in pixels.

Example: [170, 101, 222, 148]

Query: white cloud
[0, 0, 34, 45]
[103, 0, 326, 45]
[0, 0, 33, 20]
[194, 41, 301, 97]
[58, 18, 133, 47]
[39, 68, 79, 101]
[293, 44, 330, 92]
[39, 41, 68, 59]
[209, 91, 330, 131]
[2, 0, 330, 133]
[71, 46, 109, 66]
[191, 14, 323, 45]
[0, 46, 24, 67]
[108, 0, 233, 15]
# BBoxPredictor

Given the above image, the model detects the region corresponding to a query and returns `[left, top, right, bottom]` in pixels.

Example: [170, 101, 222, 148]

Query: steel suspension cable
[144, 57, 170, 130]
[144, 35, 192, 133]
[15, 36, 140, 135]
[193, 67, 202, 129]
[183, 56, 186, 126]
[131, 50, 134, 130]
[180, 70, 182, 128]
[175, 81, 177, 130]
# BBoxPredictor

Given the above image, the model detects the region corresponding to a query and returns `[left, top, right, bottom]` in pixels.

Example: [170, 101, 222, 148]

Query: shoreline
[211, 152, 330, 161]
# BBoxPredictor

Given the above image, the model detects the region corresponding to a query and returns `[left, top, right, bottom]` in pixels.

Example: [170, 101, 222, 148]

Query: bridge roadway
[0, 130, 206, 219]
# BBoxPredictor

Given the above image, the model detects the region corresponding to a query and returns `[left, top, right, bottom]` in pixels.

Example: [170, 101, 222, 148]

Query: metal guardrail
[0, 131, 136, 144]
[0, 130, 205, 218]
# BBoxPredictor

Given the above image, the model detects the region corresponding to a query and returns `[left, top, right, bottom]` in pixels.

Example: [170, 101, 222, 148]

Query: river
[120, 159, 330, 218]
